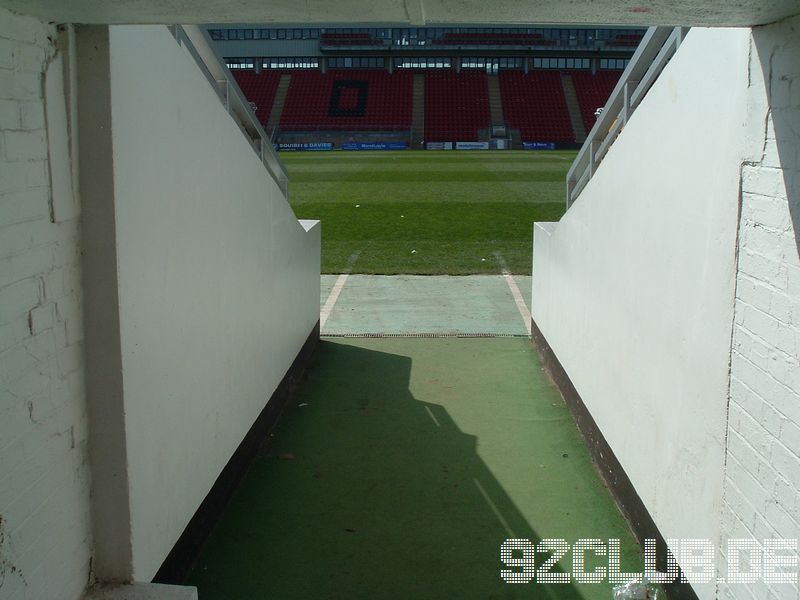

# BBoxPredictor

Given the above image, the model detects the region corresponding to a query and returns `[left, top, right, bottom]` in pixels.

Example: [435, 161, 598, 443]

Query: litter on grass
[612, 579, 658, 600]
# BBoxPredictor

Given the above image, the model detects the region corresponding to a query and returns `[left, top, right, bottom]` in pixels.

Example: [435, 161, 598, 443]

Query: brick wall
[720, 15, 800, 600]
[0, 10, 92, 600]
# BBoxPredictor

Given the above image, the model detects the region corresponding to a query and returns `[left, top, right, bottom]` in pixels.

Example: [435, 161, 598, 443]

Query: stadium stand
[609, 33, 644, 46]
[231, 66, 624, 145]
[571, 70, 622, 132]
[498, 70, 574, 142]
[433, 32, 555, 46]
[279, 70, 413, 131]
[424, 70, 490, 141]
[217, 25, 642, 147]
[320, 32, 384, 46]
[231, 70, 282, 125]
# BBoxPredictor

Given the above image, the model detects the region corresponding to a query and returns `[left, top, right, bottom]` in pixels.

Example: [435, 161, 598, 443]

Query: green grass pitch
[282, 150, 575, 275]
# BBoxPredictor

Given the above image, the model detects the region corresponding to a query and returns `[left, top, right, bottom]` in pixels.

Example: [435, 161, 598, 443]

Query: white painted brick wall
[0, 10, 92, 600]
[721, 15, 800, 600]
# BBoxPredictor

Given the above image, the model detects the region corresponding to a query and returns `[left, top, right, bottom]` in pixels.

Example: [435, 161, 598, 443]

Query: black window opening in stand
[329, 80, 369, 117]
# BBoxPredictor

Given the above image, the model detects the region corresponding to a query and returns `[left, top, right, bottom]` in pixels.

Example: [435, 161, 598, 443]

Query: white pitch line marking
[320, 274, 348, 329]
[424, 405, 441, 428]
[320, 251, 360, 329]
[494, 252, 532, 336]
[474, 478, 516, 538]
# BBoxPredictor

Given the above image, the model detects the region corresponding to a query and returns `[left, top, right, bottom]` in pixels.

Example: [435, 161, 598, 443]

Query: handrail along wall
[170, 25, 290, 197]
[565, 26, 690, 208]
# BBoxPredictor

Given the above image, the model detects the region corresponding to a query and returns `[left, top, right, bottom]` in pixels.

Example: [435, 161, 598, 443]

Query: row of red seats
[442, 32, 544, 41]
[320, 33, 371, 39]
[498, 71, 574, 142]
[321, 39, 384, 46]
[424, 71, 490, 141]
[280, 70, 413, 131]
[320, 33, 383, 46]
[232, 68, 619, 142]
[570, 71, 621, 131]
[434, 33, 554, 46]
[434, 39, 556, 46]
[231, 70, 282, 125]
[610, 33, 643, 47]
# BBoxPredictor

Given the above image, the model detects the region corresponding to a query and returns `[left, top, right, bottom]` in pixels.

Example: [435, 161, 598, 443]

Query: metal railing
[170, 25, 290, 198]
[565, 26, 690, 208]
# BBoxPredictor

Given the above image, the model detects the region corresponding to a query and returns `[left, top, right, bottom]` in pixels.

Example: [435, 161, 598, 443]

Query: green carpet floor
[188, 338, 642, 599]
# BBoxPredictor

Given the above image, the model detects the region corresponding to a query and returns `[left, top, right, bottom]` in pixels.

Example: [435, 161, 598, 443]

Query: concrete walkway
[320, 275, 533, 336]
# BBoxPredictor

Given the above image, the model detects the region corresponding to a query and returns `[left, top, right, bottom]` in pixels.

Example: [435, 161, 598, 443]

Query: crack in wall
[42, 32, 59, 223]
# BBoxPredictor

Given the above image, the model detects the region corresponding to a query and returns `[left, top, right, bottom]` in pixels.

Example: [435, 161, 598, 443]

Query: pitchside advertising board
[426, 142, 491, 150]
[341, 142, 408, 151]
[455, 141, 489, 150]
[523, 142, 557, 150]
[277, 142, 333, 151]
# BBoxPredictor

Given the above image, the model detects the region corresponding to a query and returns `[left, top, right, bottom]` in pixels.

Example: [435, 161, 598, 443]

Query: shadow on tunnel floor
[187, 338, 642, 599]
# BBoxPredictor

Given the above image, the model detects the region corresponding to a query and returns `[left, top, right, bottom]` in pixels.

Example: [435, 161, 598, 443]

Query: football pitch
[282, 150, 575, 275]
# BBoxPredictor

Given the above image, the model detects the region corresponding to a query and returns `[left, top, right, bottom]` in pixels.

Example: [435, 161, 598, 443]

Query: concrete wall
[1, 16, 318, 597]
[531, 28, 752, 600]
[718, 15, 800, 600]
[81, 25, 320, 581]
[0, 11, 93, 600]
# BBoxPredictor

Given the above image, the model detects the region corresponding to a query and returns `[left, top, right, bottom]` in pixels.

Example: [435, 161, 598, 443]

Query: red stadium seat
[320, 33, 384, 46]
[570, 71, 622, 132]
[233, 67, 621, 142]
[279, 70, 413, 131]
[424, 70, 490, 142]
[231, 70, 282, 125]
[498, 70, 574, 142]
[435, 32, 550, 46]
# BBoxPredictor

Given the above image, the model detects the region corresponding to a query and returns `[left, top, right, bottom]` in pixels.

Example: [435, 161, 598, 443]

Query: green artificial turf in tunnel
[282, 150, 573, 275]
[188, 338, 643, 599]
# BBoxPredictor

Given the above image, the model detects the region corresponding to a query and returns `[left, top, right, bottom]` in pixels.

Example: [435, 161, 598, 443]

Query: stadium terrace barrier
[566, 26, 689, 208]
[170, 25, 289, 197]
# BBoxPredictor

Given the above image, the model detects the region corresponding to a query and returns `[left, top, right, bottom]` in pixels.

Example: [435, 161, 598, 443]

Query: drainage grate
[322, 332, 530, 339]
